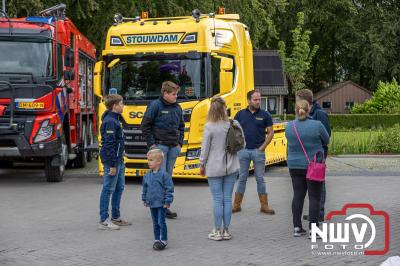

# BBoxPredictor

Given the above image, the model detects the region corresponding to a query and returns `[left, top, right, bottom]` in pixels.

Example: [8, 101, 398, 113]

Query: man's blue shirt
[234, 107, 273, 149]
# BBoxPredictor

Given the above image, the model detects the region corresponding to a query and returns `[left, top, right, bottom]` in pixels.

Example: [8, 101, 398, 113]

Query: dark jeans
[150, 207, 167, 241]
[320, 181, 326, 218]
[320, 149, 328, 218]
[289, 169, 322, 229]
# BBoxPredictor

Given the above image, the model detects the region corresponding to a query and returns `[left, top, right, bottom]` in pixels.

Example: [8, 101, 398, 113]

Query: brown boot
[259, 193, 275, 215]
[232, 192, 243, 213]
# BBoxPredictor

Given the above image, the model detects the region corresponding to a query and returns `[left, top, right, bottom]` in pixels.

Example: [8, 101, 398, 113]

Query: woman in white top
[200, 96, 242, 241]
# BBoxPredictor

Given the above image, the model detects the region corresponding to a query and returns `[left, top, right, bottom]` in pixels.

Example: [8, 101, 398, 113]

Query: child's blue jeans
[150, 207, 167, 241]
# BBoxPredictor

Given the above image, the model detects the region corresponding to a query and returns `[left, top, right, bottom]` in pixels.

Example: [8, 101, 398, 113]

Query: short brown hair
[296, 89, 313, 105]
[161, 81, 180, 94]
[207, 96, 228, 122]
[247, 89, 261, 101]
[104, 94, 123, 110]
[295, 99, 310, 121]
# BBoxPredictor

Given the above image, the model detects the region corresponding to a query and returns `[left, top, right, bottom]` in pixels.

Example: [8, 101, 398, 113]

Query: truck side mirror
[219, 57, 233, 95]
[94, 61, 104, 97]
[64, 69, 75, 80]
[64, 47, 74, 67]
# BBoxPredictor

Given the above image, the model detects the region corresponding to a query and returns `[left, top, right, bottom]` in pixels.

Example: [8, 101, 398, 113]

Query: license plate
[17, 102, 45, 109]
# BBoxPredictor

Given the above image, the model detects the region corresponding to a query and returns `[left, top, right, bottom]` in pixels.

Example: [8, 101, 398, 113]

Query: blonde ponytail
[295, 99, 310, 121]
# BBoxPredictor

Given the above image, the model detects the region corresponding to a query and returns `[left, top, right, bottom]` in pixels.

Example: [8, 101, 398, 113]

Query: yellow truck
[94, 10, 287, 179]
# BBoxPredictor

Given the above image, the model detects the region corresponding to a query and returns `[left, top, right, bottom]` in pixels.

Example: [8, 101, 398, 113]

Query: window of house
[345, 101, 354, 109]
[322, 101, 331, 109]
[268, 97, 277, 114]
[261, 97, 267, 110]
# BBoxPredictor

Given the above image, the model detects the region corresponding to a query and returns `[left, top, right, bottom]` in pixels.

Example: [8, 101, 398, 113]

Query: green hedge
[273, 114, 400, 130]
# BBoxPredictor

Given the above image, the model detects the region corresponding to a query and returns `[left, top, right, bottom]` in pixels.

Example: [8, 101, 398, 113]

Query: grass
[329, 131, 382, 155]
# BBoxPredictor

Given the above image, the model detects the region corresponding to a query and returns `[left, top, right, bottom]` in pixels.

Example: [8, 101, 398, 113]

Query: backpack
[225, 119, 245, 154]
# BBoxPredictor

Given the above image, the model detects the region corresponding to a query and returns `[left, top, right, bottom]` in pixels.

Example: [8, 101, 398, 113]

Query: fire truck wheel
[73, 124, 87, 168]
[87, 121, 94, 162]
[0, 160, 13, 168]
[45, 134, 68, 182]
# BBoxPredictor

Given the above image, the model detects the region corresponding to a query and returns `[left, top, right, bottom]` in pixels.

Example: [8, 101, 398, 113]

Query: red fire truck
[0, 4, 96, 182]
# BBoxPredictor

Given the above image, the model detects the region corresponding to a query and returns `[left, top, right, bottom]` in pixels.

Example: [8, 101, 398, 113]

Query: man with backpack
[232, 90, 275, 214]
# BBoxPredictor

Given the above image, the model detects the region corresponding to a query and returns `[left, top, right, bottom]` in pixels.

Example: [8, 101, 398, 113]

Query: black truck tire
[73, 124, 87, 168]
[87, 121, 94, 162]
[45, 134, 68, 182]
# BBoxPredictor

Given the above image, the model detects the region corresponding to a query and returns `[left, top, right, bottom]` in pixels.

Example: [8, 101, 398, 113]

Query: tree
[351, 79, 400, 114]
[278, 12, 318, 92]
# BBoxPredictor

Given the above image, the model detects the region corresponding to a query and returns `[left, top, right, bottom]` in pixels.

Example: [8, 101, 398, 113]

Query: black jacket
[310, 101, 331, 154]
[100, 110, 125, 167]
[141, 96, 184, 148]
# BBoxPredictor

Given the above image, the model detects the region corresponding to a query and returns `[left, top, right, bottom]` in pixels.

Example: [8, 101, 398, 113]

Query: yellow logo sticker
[123, 33, 184, 45]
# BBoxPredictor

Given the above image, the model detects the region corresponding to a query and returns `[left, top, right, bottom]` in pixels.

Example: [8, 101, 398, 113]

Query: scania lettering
[94, 9, 288, 179]
[0, 4, 97, 182]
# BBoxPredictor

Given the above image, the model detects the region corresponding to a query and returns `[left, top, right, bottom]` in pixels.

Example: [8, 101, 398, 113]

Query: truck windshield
[0, 40, 52, 77]
[106, 53, 206, 101]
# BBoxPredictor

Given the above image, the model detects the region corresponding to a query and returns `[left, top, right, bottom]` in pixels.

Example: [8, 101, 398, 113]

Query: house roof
[314, 81, 372, 100]
[256, 86, 289, 95]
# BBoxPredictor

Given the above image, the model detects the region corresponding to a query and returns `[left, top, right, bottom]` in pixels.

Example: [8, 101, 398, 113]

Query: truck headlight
[186, 148, 201, 160]
[34, 119, 54, 143]
[183, 109, 192, 122]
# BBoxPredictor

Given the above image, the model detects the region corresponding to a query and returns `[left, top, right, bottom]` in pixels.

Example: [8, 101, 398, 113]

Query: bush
[273, 114, 400, 130]
[328, 114, 400, 130]
[351, 79, 400, 114]
[373, 124, 400, 153]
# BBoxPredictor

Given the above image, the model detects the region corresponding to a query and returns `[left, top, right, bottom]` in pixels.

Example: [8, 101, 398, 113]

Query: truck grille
[123, 124, 147, 159]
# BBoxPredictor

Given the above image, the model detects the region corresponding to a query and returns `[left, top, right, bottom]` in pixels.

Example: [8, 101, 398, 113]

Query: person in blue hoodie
[141, 81, 183, 219]
[98, 94, 131, 230]
[296, 89, 331, 222]
[285, 99, 330, 238]
[142, 149, 174, 250]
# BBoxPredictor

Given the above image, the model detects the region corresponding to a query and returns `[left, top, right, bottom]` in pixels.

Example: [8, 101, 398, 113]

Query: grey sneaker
[111, 218, 132, 226]
[98, 218, 120, 230]
[293, 227, 307, 237]
[208, 229, 223, 241]
[223, 229, 232, 240]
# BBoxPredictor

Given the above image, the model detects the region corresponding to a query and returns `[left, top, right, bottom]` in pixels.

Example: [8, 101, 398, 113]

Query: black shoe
[153, 241, 163, 251]
[293, 227, 307, 237]
[303, 215, 324, 222]
[166, 209, 177, 219]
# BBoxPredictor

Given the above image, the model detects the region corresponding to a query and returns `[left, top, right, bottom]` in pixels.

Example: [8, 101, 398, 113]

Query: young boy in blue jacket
[141, 81, 183, 219]
[142, 149, 174, 250]
[98, 94, 131, 230]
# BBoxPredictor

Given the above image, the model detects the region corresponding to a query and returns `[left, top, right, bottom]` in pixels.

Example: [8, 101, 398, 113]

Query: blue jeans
[236, 149, 266, 194]
[99, 162, 125, 222]
[207, 172, 237, 229]
[156, 144, 180, 176]
[150, 207, 167, 241]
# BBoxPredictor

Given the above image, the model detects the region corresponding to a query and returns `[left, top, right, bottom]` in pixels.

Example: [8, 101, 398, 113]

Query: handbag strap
[293, 121, 310, 164]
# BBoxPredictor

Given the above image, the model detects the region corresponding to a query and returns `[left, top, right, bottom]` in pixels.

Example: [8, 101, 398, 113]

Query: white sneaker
[208, 229, 223, 241]
[98, 218, 120, 230]
[223, 229, 232, 240]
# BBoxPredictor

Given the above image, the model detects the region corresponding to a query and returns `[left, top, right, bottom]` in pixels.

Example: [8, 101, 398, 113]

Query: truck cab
[0, 5, 97, 181]
[95, 10, 287, 178]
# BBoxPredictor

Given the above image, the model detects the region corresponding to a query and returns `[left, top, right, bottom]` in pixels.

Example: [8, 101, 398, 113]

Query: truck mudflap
[0, 135, 61, 158]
